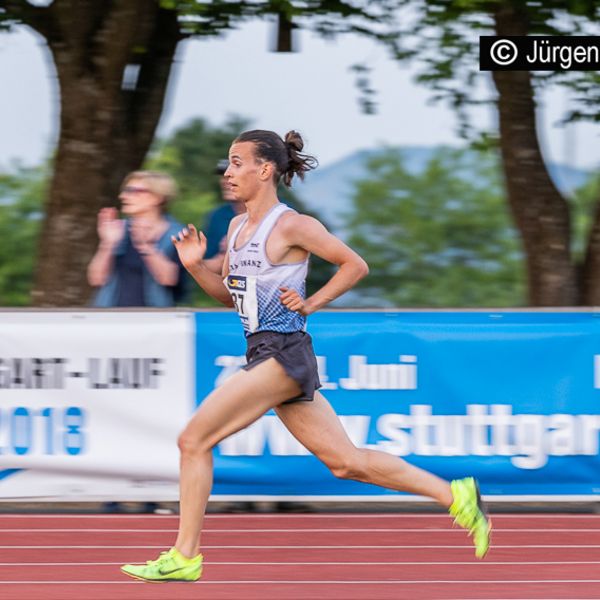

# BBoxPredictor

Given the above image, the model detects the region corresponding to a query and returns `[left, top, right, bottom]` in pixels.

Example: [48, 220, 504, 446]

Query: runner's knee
[177, 428, 212, 458]
[327, 448, 367, 481]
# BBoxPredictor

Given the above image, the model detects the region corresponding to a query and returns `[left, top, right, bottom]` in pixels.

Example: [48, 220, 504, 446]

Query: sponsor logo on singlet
[227, 275, 247, 291]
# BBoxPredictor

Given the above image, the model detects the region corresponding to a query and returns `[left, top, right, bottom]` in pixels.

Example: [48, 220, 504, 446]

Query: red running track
[1, 512, 600, 599]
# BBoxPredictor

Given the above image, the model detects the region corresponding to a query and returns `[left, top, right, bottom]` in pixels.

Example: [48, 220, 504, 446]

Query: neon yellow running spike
[449, 477, 491, 559]
[121, 547, 203, 582]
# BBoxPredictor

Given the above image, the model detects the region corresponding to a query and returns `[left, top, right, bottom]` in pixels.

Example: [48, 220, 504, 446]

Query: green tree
[389, 0, 600, 305]
[147, 116, 250, 230]
[0, 164, 47, 305]
[347, 147, 526, 307]
[0, 0, 401, 306]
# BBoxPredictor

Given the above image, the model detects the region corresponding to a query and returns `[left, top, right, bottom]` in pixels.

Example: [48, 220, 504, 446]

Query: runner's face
[225, 142, 271, 200]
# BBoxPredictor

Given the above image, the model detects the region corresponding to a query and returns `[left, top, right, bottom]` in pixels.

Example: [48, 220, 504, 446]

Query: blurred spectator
[87, 170, 185, 515]
[202, 159, 246, 274]
[87, 170, 187, 307]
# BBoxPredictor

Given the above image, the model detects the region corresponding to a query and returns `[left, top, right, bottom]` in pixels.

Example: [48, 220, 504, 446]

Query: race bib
[226, 274, 259, 333]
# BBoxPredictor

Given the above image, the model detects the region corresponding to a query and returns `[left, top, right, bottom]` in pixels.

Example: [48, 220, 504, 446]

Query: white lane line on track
[3, 527, 599, 533]
[1, 560, 599, 566]
[2, 579, 600, 585]
[0, 544, 599, 549]
[1, 513, 598, 518]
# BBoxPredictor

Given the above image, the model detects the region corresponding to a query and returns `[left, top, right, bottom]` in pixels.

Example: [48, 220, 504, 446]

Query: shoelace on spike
[146, 551, 172, 567]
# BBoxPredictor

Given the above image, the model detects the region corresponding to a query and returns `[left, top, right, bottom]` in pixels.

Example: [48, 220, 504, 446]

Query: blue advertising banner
[195, 310, 600, 499]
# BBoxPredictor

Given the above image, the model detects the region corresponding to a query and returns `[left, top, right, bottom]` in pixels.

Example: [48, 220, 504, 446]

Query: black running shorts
[243, 330, 322, 403]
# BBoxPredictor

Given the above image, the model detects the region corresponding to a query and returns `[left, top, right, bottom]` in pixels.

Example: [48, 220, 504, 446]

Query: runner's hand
[172, 224, 207, 269]
[279, 287, 312, 316]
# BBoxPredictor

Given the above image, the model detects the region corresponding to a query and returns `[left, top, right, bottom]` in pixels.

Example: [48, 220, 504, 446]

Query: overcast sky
[0, 20, 597, 171]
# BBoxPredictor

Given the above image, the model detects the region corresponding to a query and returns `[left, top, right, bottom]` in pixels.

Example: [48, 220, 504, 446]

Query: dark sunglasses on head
[122, 186, 151, 194]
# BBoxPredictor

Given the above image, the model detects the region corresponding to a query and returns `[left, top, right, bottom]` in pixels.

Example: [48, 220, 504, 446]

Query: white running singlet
[225, 203, 308, 336]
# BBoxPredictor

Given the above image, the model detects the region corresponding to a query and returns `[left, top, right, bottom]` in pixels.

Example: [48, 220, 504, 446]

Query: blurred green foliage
[0, 164, 47, 305]
[571, 172, 600, 262]
[346, 147, 528, 307]
[1, 132, 596, 308]
[146, 115, 250, 230]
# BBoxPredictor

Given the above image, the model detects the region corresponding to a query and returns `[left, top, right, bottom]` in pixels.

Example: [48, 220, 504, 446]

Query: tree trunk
[492, 3, 576, 306]
[23, 0, 181, 306]
[580, 190, 600, 304]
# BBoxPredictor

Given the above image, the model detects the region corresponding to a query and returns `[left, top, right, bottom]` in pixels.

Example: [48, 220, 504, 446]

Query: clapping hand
[97, 208, 125, 249]
[130, 218, 155, 255]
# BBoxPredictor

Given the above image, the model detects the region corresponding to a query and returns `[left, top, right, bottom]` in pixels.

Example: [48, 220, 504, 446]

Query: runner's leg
[175, 358, 301, 557]
[275, 390, 453, 505]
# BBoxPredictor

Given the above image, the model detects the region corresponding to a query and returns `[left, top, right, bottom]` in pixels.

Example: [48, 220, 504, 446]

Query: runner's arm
[280, 214, 368, 315]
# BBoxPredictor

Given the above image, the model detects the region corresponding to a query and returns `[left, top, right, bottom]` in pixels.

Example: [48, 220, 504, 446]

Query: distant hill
[293, 145, 592, 235]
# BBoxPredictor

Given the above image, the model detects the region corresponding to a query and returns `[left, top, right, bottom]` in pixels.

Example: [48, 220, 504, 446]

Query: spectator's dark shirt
[114, 233, 146, 306]
[92, 216, 188, 308]
[204, 203, 237, 259]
